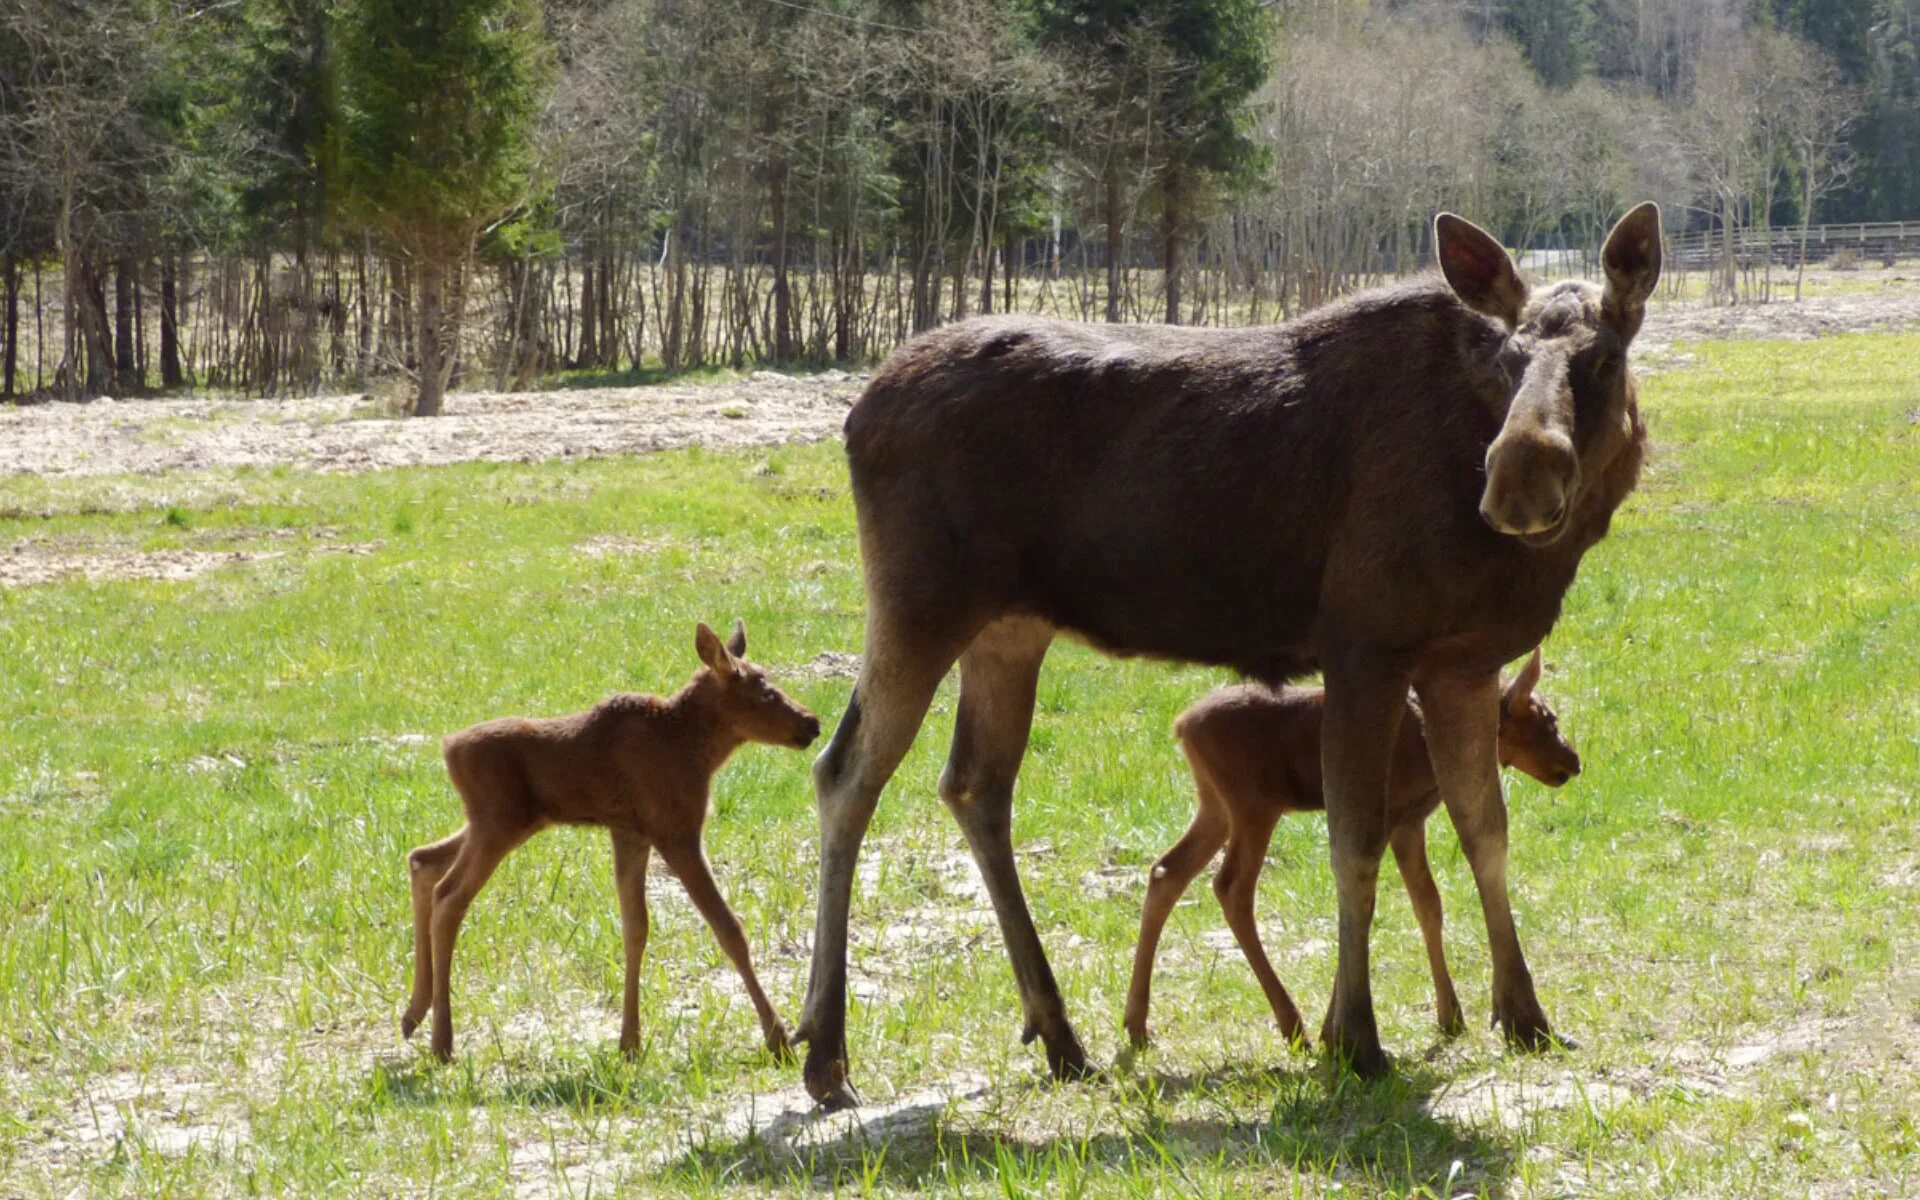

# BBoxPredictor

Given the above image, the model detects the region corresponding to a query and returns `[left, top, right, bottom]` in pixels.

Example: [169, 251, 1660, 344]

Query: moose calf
[1125, 650, 1581, 1048]
[401, 620, 821, 1061]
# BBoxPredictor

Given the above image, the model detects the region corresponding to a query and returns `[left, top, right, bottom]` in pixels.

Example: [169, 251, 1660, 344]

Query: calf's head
[1495, 648, 1581, 788]
[1436, 203, 1662, 546]
[694, 620, 822, 749]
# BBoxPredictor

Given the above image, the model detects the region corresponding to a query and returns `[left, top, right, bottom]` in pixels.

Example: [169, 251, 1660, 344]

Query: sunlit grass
[0, 333, 1916, 1197]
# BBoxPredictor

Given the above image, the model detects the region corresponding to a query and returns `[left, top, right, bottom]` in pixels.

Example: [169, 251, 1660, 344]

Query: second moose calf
[1125, 650, 1581, 1049]
[402, 620, 820, 1061]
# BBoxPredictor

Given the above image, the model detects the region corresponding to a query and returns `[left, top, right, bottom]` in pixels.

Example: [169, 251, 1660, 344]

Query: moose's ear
[1503, 647, 1543, 712]
[1435, 213, 1528, 327]
[1601, 201, 1662, 338]
[695, 621, 734, 677]
[726, 618, 748, 659]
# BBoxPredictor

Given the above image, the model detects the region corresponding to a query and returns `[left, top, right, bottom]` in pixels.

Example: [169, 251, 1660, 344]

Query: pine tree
[335, 0, 550, 415]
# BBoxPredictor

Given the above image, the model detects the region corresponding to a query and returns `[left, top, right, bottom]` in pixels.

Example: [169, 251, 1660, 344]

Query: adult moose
[794, 205, 1661, 1107]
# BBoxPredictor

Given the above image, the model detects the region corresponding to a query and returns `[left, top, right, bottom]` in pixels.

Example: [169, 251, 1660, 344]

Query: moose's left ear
[1435, 212, 1529, 327]
[726, 618, 747, 659]
[1601, 202, 1662, 337]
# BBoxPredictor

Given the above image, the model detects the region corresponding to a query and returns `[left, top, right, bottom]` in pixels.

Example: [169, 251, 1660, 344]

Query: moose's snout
[1480, 431, 1579, 541]
[795, 714, 822, 748]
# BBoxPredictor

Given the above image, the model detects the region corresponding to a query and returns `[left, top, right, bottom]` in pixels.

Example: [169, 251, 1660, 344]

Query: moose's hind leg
[937, 619, 1091, 1081]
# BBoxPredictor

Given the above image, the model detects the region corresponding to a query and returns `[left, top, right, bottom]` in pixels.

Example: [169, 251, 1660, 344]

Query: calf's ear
[726, 618, 748, 659]
[695, 621, 735, 677]
[1435, 213, 1528, 327]
[1502, 647, 1543, 713]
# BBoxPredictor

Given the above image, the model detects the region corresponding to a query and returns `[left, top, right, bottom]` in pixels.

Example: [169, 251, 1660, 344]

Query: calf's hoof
[1124, 1021, 1152, 1051]
[765, 1021, 795, 1064]
[1275, 1006, 1308, 1048]
[400, 1012, 422, 1040]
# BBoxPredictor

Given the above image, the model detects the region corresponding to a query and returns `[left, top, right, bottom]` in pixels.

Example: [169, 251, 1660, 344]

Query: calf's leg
[657, 835, 790, 1059]
[1416, 668, 1553, 1049]
[612, 830, 652, 1056]
[1318, 653, 1410, 1077]
[1213, 805, 1306, 1044]
[402, 830, 466, 1039]
[1123, 780, 1229, 1047]
[1390, 822, 1464, 1036]
[937, 619, 1090, 1080]
[427, 824, 529, 1060]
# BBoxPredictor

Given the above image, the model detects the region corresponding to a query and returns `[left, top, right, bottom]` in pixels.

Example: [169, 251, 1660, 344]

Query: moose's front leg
[1318, 653, 1410, 1078]
[1416, 668, 1555, 1049]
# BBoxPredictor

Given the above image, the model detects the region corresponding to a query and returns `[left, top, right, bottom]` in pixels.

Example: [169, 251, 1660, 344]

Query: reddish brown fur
[401, 621, 820, 1061]
[795, 205, 1660, 1105]
[1124, 650, 1581, 1048]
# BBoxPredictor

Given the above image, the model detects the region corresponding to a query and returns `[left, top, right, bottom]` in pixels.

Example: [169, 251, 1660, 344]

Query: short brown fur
[401, 620, 820, 1061]
[796, 205, 1659, 1104]
[1124, 650, 1581, 1048]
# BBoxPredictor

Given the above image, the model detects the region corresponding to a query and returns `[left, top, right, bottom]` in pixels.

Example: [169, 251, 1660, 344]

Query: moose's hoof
[400, 1013, 421, 1040]
[1321, 1022, 1391, 1079]
[803, 1044, 856, 1111]
[1493, 994, 1556, 1052]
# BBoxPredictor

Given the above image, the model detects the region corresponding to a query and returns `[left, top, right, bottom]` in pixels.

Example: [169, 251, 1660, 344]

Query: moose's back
[844, 284, 1554, 683]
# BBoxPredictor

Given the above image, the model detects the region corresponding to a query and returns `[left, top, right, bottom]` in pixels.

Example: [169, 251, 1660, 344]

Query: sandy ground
[2, 286, 1916, 484]
[0, 369, 867, 480]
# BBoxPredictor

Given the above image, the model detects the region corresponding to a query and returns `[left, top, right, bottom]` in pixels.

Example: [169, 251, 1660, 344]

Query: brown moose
[794, 204, 1659, 1105]
[1124, 649, 1582, 1049]
[401, 621, 820, 1061]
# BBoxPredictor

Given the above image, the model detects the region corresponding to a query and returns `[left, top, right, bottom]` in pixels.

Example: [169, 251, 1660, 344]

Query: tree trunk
[114, 261, 138, 390]
[1105, 166, 1124, 324]
[160, 255, 184, 388]
[577, 257, 598, 369]
[75, 257, 114, 396]
[3, 254, 17, 400]
[1161, 168, 1184, 325]
[770, 151, 792, 363]
[415, 255, 446, 417]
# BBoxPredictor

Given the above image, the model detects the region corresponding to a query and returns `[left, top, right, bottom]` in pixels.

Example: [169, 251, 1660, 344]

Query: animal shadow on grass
[366, 1050, 690, 1114]
[661, 1060, 1511, 1195]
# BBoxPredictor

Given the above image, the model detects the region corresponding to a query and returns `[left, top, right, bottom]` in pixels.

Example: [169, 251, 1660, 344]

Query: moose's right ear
[695, 621, 734, 677]
[1435, 213, 1528, 327]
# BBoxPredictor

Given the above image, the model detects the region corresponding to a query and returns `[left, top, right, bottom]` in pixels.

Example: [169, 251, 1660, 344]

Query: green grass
[1, 333, 1917, 1197]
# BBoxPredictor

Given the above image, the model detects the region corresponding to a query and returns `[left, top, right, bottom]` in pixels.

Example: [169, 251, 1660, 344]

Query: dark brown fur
[795, 206, 1660, 1104]
[1124, 651, 1581, 1048]
[401, 621, 820, 1061]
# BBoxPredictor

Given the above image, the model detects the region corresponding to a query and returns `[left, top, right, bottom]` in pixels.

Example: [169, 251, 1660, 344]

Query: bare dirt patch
[0, 369, 865, 480]
[1635, 284, 1920, 365]
[0, 531, 381, 587]
[3, 284, 1915, 483]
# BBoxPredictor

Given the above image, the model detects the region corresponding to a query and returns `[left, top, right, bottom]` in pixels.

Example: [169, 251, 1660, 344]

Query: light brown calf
[1125, 650, 1581, 1048]
[401, 620, 821, 1061]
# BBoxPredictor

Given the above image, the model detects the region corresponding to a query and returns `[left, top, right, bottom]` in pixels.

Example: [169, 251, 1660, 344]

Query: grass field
[1, 332, 1917, 1198]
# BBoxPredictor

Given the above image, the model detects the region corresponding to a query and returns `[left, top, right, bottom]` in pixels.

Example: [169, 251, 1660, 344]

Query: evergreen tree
[1502, 0, 1594, 89]
[335, 0, 550, 415]
[1036, 0, 1269, 323]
